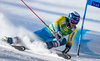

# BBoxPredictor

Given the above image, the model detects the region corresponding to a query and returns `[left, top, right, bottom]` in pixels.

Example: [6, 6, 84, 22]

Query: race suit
[34, 16, 77, 49]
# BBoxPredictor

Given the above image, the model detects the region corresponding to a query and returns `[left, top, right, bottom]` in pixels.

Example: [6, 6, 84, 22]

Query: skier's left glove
[55, 31, 62, 40]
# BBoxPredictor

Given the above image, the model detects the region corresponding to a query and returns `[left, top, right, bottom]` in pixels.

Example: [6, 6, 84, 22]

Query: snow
[0, 0, 100, 61]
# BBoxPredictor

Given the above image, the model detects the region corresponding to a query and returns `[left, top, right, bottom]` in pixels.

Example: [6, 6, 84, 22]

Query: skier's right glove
[55, 31, 62, 40]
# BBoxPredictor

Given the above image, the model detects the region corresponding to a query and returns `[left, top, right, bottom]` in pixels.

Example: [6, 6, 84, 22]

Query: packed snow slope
[0, 0, 100, 61]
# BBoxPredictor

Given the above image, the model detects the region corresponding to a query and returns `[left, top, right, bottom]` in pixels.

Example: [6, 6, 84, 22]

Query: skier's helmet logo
[68, 11, 80, 24]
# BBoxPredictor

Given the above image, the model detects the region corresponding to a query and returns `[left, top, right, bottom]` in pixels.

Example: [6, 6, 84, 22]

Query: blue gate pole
[77, 0, 89, 56]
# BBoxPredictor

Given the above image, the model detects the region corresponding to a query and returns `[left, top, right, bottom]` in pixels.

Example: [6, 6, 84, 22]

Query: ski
[11, 45, 26, 51]
[52, 49, 71, 59]
[57, 53, 71, 59]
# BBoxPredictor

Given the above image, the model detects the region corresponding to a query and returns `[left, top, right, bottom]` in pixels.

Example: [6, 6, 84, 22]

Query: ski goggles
[70, 16, 80, 24]
[71, 20, 79, 24]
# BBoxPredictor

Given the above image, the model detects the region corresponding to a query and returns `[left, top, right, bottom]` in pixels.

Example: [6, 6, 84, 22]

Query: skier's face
[70, 23, 76, 28]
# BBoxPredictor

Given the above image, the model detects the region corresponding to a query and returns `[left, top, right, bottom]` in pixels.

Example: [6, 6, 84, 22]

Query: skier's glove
[55, 31, 62, 40]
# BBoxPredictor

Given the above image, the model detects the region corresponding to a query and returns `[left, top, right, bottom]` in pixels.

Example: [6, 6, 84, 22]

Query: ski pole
[21, 0, 56, 36]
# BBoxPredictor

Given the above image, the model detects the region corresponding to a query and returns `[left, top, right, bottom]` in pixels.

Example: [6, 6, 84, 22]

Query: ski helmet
[68, 11, 80, 24]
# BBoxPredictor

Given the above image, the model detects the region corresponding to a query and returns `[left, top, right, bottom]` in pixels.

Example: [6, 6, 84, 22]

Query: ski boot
[62, 44, 71, 59]
[2, 36, 26, 51]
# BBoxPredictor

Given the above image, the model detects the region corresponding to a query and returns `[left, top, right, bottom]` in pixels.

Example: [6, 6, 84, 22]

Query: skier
[34, 11, 80, 54]
[2, 11, 80, 54]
